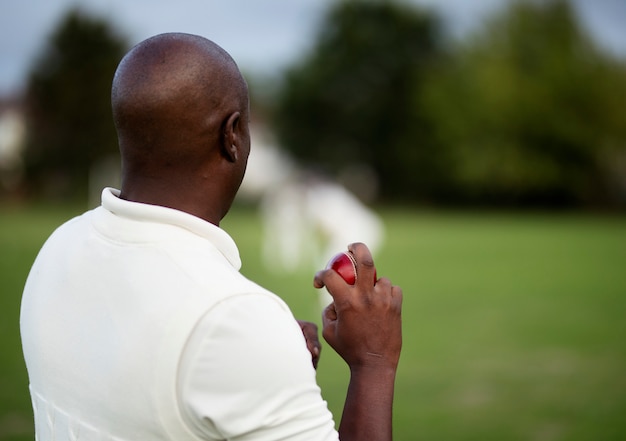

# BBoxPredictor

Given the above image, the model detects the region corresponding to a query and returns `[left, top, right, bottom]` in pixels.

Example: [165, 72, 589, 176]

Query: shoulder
[177, 292, 337, 440]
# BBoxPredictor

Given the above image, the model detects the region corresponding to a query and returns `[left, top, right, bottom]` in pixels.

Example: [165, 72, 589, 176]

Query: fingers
[322, 302, 338, 328]
[347, 242, 377, 287]
[390, 284, 403, 308]
[314, 242, 376, 296]
[313, 266, 347, 294]
[315, 243, 404, 369]
[321, 303, 338, 347]
[313, 269, 326, 289]
[297, 320, 322, 369]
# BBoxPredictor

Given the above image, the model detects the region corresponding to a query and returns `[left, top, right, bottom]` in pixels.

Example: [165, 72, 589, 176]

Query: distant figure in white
[239, 126, 384, 309]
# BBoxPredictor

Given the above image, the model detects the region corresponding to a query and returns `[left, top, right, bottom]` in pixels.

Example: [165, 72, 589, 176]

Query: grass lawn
[1, 203, 625, 441]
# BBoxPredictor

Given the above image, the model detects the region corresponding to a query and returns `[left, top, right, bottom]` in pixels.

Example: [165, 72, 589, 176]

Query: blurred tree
[272, 0, 447, 203]
[23, 8, 127, 200]
[423, 0, 626, 207]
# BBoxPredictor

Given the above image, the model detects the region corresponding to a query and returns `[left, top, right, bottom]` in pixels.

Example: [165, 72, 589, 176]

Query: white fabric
[20, 187, 338, 441]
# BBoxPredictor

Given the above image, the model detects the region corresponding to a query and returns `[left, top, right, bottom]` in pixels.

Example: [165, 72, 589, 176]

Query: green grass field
[1, 204, 625, 441]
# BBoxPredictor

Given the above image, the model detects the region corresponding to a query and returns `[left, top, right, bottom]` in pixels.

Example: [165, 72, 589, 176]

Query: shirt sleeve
[177, 292, 339, 441]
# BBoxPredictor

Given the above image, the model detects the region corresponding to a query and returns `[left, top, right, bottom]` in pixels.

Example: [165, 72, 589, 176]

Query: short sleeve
[178, 292, 339, 441]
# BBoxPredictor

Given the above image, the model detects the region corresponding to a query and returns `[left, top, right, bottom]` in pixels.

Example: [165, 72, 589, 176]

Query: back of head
[111, 32, 248, 184]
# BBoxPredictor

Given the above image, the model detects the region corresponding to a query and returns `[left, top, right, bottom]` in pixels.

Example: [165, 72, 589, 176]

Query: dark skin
[111, 33, 402, 441]
[112, 33, 249, 225]
[315, 242, 402, 441]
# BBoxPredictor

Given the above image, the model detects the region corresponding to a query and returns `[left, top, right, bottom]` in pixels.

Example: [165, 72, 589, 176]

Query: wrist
[349, 361, 398, 382]
[347, 351, 400, 372]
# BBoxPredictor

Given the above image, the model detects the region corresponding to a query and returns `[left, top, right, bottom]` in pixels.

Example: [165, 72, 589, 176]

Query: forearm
[338, 365, 397, 441]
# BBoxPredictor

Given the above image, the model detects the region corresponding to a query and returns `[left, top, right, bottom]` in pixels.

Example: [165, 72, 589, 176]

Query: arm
[314, 242, 403, 441]
[178, 293, 338, 441]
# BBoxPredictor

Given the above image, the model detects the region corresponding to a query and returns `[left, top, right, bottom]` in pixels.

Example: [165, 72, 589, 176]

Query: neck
[119, 174, 226, 226]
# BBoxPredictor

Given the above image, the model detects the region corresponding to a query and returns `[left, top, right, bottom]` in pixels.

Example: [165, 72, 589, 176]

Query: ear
[221, 111, 241, 163]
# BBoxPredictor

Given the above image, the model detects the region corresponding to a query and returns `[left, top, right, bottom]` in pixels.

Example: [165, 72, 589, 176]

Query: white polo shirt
[20, 188, 338, 441]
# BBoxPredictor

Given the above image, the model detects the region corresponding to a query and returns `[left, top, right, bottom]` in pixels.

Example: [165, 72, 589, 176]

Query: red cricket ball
[327, 252, 358, 284]
[326, 251, 377, 285]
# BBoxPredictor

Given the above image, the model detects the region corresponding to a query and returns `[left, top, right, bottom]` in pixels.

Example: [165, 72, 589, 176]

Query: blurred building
[0, 98, 26, 195]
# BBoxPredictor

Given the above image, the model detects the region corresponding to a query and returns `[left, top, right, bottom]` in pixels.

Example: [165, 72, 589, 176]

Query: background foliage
[22, 9, 127, 200]
[423, 0, 626, 207]
[15, 0, 626, 209]
[271, 0, 626, 208]
[271, 1, 448, 203]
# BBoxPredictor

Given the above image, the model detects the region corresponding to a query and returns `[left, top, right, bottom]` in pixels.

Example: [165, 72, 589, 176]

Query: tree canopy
[424, 0, 626, 207]
[23, 8, 127, 199]
[18, 1, 626, 208]
[272, 0, 626, 208]
[272, 1, 447, 203]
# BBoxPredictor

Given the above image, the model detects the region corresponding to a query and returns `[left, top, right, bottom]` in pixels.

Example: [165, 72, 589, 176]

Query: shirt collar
[100, 187, 242, 270]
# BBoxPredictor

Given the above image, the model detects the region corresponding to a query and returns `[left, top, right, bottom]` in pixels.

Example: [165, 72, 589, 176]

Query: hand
[297, 320, 322, 369]
[314, 242, 402, 370]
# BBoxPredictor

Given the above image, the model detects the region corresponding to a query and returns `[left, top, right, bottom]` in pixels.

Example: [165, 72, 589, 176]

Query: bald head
[111, 33, 251, 224]
[112, 33, 247, 165]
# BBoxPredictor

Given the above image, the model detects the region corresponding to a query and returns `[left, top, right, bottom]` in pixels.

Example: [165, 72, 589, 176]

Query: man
[20, 33, 403, 441]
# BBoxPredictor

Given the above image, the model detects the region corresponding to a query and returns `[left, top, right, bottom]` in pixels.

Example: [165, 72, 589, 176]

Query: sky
[1, 0, 625, 96]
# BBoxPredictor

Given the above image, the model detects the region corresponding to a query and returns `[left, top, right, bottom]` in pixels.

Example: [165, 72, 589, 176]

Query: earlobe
[222, 112, 241, 163]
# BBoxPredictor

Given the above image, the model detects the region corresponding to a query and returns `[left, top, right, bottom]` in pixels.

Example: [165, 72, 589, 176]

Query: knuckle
[360, 257, 375, 269]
